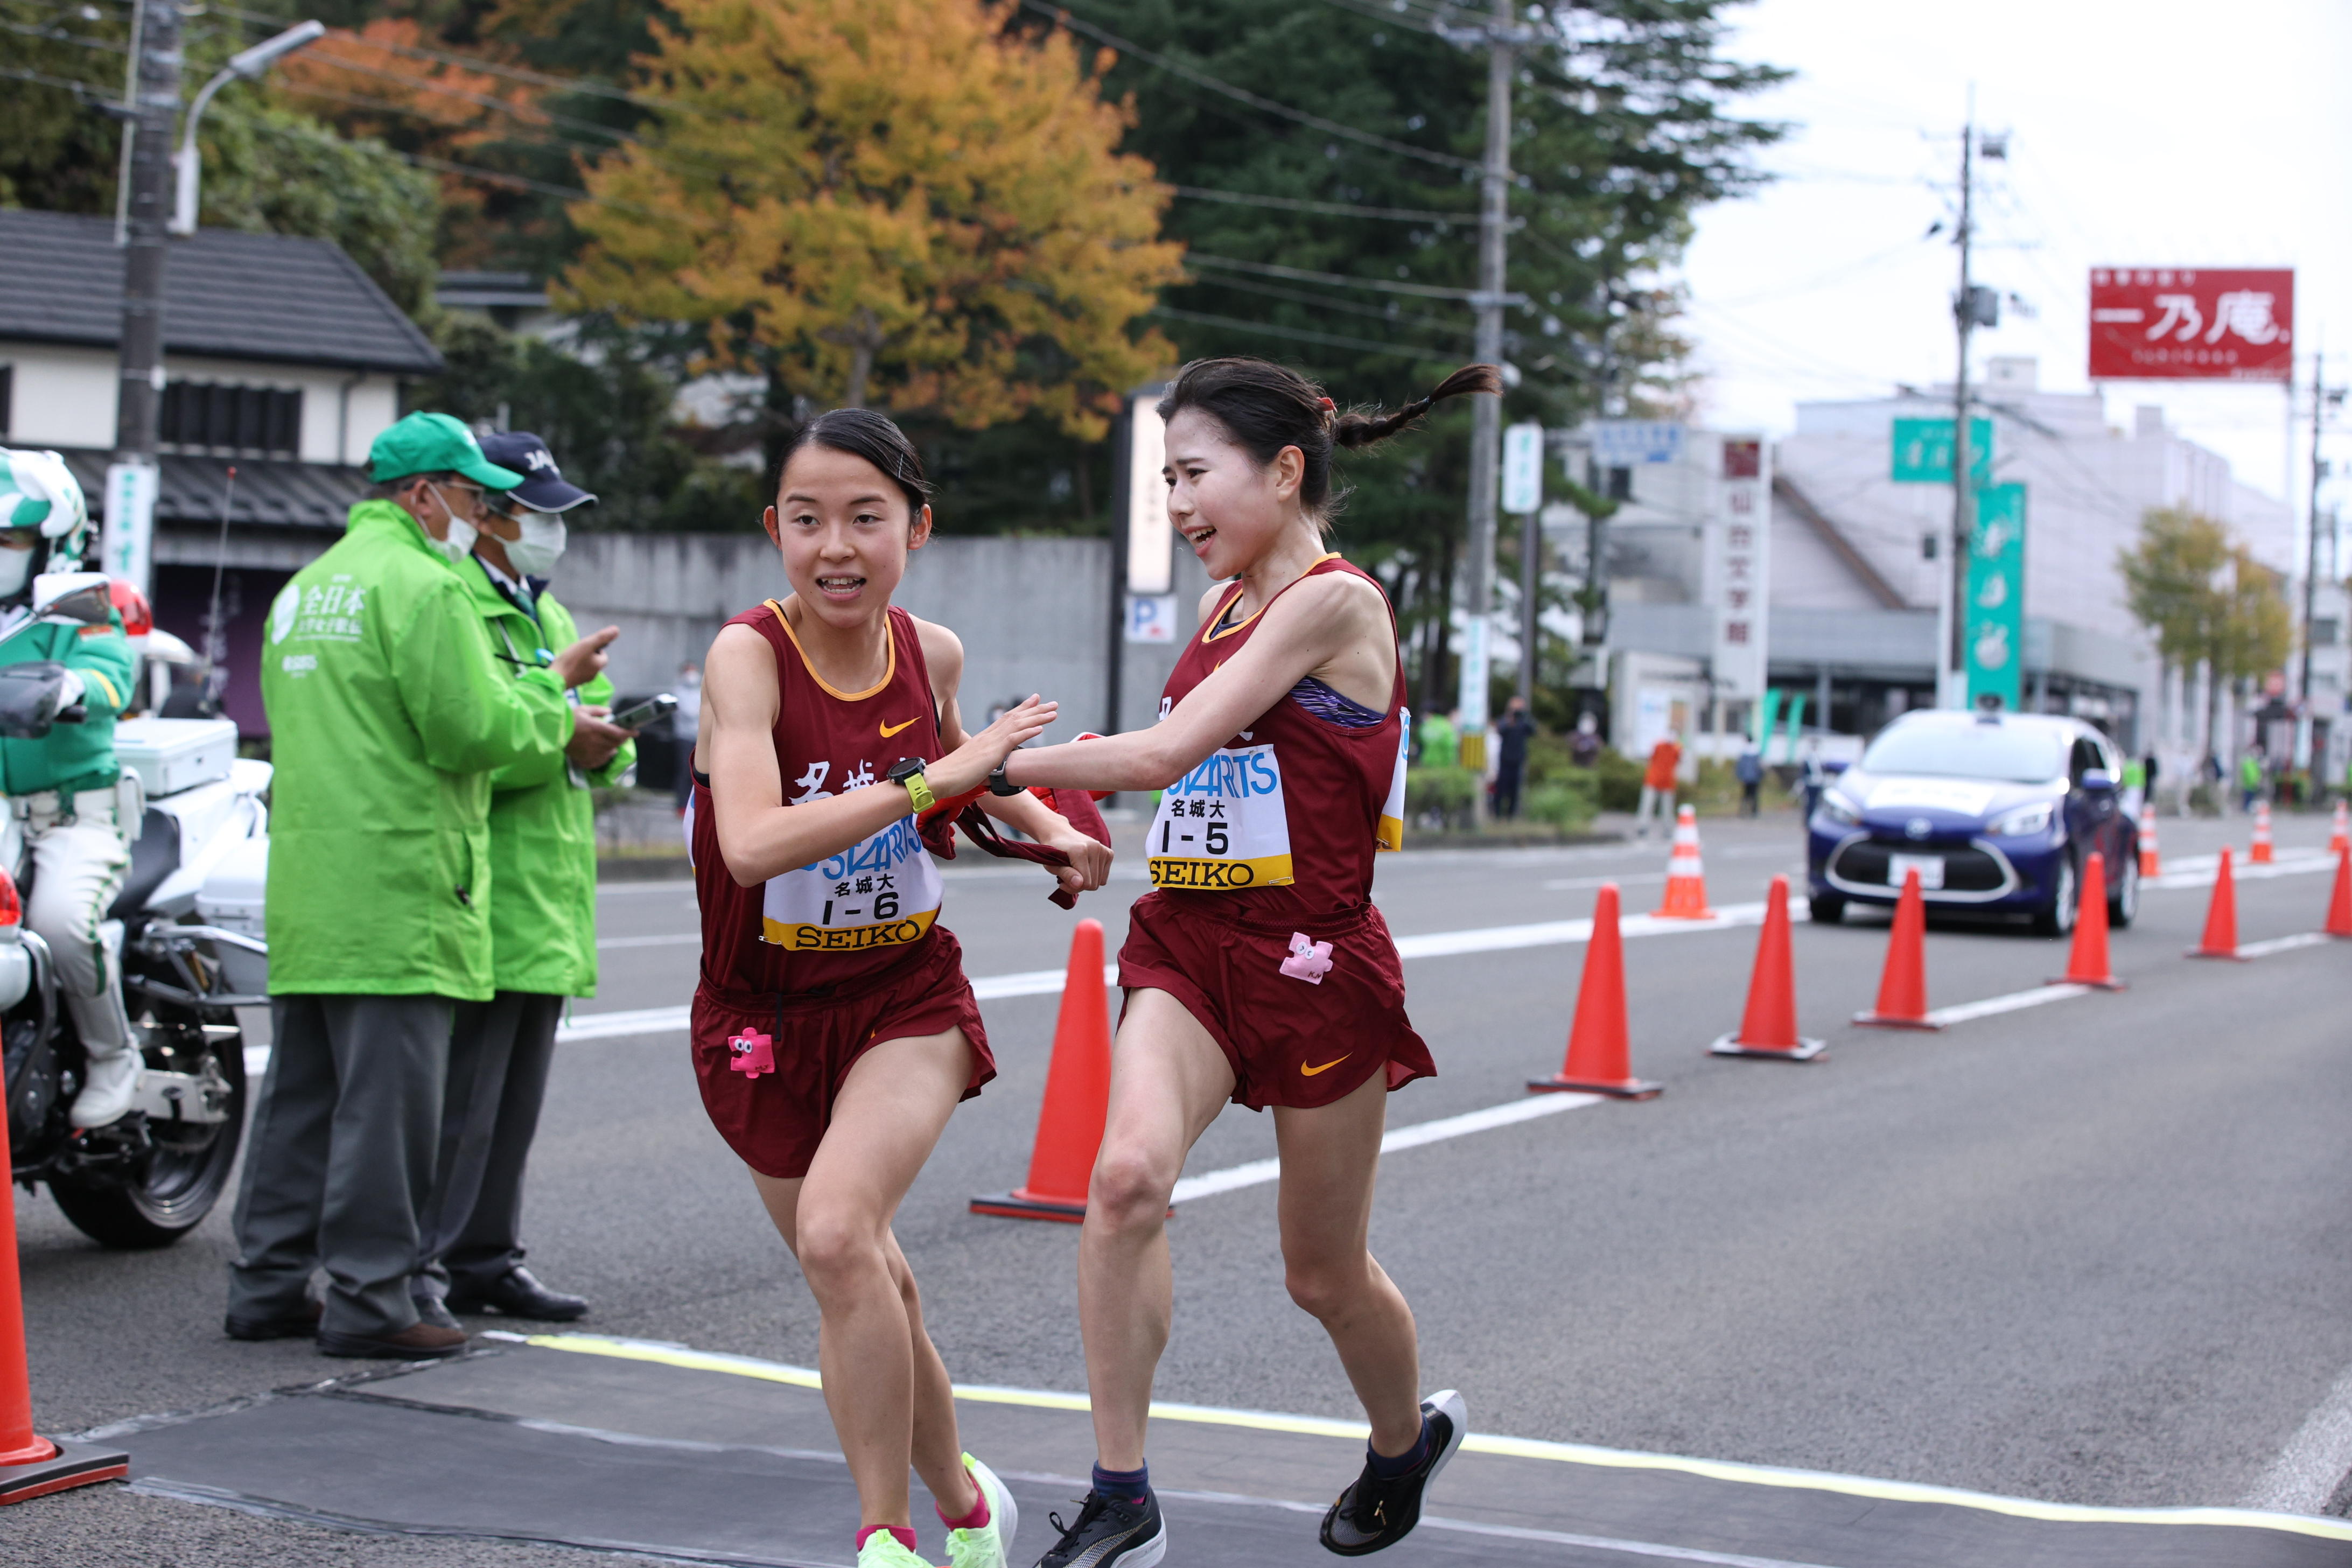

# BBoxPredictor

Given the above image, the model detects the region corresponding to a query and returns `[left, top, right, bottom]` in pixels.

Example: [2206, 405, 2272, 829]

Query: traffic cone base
[1851, 1009, 1947, 1032]
[967, 1191, 1088, 1223]
[0, 1440, 128, 1506]
[1709, 1031, 1826, 1061]
[1529, 1072, 1663, 1099]
[2048, 974, 2125, 991]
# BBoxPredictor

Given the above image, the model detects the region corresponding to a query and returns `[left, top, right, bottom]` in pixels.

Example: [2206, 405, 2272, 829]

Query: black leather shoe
[318, 1321, 468, 1360]
[411, 1293, 461, 1331]
[224, 1298, 324, 1342]
[445, 1265, 588, 1321]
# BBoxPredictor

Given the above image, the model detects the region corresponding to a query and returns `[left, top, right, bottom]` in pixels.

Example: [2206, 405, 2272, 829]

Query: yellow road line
[521, 1333, 2352, 1543]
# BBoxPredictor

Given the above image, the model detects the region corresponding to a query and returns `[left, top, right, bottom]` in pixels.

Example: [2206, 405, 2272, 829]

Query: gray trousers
[228, 993, 452, 1339]
[414, 991, 564, 1304]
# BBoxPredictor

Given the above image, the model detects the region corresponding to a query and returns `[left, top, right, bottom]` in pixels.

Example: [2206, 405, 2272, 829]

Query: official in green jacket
[228, 412, 619, 1362]
[415, 431, 637, 1326]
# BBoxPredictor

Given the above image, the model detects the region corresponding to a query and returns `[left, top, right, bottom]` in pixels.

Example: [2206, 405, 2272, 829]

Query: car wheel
[2108, 850, 2139, 928]
[2033, 854, 2078, 937]
[1809, 894, 1845, 925]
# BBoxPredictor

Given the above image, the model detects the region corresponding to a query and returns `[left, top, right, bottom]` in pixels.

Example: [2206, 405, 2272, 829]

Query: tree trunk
[832, 307, 883, 409]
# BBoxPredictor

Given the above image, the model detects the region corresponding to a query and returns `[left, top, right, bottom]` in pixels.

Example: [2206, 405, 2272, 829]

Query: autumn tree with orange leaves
[563, 0, 1182, 438]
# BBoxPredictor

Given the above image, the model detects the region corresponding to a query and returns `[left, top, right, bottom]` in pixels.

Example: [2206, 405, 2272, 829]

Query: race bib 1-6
[761, 814, 943, 950]
[1148, 743, 1293, 890]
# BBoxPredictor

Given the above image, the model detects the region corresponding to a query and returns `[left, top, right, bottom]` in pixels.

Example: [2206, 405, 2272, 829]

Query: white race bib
[1148, 743, 1293, 891]
[761, 813, 943, 951]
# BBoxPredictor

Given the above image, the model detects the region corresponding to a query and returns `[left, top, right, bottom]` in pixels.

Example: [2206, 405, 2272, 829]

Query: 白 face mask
[504, 513, 568, 578]
[423, 484, 479, 565]
[0, 543, 35, 599]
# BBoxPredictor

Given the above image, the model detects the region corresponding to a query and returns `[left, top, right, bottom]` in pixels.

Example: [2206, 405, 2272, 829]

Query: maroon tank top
[692, 601, 948, 1002]
[1144, 555, 1410, 926]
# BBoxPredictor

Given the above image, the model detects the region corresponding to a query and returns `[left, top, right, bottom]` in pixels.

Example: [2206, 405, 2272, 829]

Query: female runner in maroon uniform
[999, 359, 1500, 1566]
[694, 409, 1111, 1568]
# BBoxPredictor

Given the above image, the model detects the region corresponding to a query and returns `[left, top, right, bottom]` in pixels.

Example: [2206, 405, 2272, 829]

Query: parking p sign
[1124, 592, 1178, 644]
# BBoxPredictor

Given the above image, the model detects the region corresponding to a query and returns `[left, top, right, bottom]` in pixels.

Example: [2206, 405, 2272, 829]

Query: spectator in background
[411, 431, 635, 1331]
[2239, 746, 2264, 813]
[2141, 751, 2160, 814]
[672, 661, 702, 813]
[1635, 731, 1681, 837]
[2119, 753, 2145, 821]
[1736, 744, 1764, 817]
[1800, 737, 1827, 822]
[1493, 696, 1534, 820]
[1418, 706, 1459, 769]
[228, 412, 614, 1362]
[1568, 710, 1601, 768]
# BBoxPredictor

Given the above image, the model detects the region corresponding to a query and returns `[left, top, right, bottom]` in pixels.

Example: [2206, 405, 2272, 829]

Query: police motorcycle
[3, 572, 269, 1247]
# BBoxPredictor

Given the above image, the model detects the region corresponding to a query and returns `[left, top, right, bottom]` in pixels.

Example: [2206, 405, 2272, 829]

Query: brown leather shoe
[317, 1321, 468, 1360]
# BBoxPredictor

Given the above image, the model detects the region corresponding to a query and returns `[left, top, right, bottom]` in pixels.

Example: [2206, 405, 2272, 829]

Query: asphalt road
[13, 807, 2352, 1564]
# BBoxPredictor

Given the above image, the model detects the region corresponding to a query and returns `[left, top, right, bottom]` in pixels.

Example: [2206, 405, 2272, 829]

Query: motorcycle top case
[115, 717, 237, 798]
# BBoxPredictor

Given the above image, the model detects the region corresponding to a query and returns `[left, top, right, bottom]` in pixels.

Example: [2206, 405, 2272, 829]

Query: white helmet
[0, 449, 93, 571]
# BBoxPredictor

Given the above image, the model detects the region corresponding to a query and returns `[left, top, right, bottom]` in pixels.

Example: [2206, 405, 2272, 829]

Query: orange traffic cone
[2329, 799, 2348, 858]
[2137, 803, 2161, 879]
[0, 1081, 128, 1502]
[1853, 868, 1944, 1030]
[2325, 845, 2351, 939]
[2050, 851, 2124, 991]
[2250, 800, 2274, 865]
[2185, 846, 2245, 960]
[1710, 875, 1824, 1060]
[1530, 884, 1662, 1098]
[971, 920, 1115, 1221]
[1651, 806, 1714, 918]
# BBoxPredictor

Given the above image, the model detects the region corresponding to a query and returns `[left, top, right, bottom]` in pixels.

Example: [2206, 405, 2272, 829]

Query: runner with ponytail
[1003, 358, 1502, 1566]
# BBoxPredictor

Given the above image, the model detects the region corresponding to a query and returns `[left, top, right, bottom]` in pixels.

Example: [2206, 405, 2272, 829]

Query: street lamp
[170, 20, 326, 237]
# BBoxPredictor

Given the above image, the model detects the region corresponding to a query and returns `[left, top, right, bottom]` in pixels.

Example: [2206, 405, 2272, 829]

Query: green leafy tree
[2119, 507, 2293, 761]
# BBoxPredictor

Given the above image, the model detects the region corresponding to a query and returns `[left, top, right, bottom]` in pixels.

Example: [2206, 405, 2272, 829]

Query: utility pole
[115, 0, 181, 466]
[1947, 93, 1978, 712]
[1453, 0, 1517, 783]
[102, 0, 181, 598]
[2300, 348, 2342, 778]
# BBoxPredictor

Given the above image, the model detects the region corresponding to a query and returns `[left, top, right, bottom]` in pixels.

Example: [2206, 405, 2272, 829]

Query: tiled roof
[55, 450, 362, 531]
[0, 208, 442, 376]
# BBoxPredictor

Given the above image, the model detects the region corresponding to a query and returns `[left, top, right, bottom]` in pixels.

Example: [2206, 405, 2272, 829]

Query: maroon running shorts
[690, 927, 993, 1179]
[1116, 892, 1434, 1112]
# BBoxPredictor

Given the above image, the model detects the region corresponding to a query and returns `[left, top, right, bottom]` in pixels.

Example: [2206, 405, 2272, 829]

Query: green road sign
[1965, 482, 2025, 711]
[1892, 417, 1993, 485]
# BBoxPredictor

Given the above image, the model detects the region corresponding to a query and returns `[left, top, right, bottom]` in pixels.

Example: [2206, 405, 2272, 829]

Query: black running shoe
[1033, 1487, 1166, 1568]
[1319, 1390, 1468, 1556]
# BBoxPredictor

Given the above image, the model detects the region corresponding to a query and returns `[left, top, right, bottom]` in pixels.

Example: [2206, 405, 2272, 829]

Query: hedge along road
[12, 812, 2352, 1566]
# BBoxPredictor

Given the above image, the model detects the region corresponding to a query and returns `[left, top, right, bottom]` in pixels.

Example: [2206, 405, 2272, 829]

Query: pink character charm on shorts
[1279, 932, 1334, 984]
[728, 1027, 775, 1077]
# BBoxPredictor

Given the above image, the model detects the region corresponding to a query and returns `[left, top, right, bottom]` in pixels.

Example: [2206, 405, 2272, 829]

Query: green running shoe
[857, 1528, 935, 1568]
[946, 1452, 1019, 1568]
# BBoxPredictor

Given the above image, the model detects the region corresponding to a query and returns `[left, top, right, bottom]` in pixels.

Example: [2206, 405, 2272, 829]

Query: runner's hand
[930, 694, 1056, 797]
[1040, 820, 1112, 894]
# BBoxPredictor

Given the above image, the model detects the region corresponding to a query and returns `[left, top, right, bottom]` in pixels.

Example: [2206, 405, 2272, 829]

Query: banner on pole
[1965, 482, 2026, 711]
[1706, 436, 1770, 701]
[1500, 422, 1544, 515]
[1124, 388, 1172, 594]
[100, 461, 158, 597]
[1891, 417, 1993, 485]
[2088, 268, 2293, 382]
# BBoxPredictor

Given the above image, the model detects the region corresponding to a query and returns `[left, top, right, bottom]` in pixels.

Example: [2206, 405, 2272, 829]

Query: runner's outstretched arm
[999, 569, 1389, 795]
[704, 621, 1055, 886]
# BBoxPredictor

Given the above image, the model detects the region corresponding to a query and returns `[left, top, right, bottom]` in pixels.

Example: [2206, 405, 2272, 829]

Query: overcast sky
[1679, 0, 2352, 521]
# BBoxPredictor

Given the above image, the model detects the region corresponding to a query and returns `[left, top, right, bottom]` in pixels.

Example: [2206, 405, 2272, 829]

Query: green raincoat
[463, 559, 633, 997]
[0, 606, 134, 796]
[262, 501, 573, 999]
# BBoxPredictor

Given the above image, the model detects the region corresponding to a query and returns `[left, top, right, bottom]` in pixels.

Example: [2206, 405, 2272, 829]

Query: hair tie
[1319, 397, 1335, 412]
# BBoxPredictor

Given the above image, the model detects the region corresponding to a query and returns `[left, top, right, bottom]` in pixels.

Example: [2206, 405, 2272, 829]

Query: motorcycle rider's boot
[67, 960, 142, 1129]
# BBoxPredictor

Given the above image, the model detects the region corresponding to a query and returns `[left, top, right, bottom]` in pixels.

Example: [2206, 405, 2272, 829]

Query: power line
[0, 62, 114, 96]
[1184, 272, 1474, 341]
[1171, 185, 1482, 226]
[1017, 0, 1482, 174]
[0, 14, 126, 52]
[1149, 305, 1462, 365]
[1187, 250, 1507, 303]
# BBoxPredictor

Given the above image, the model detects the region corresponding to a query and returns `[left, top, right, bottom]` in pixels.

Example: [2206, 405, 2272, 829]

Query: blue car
[1807, 710, 2139, 936]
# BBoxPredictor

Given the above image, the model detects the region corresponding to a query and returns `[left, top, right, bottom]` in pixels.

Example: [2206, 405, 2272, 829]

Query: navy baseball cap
[478, 431, 597, 513]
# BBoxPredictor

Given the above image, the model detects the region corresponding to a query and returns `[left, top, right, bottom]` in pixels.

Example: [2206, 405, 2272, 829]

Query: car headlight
[1816, 790, 1860, 828]
[1993, 802, 2055, 837]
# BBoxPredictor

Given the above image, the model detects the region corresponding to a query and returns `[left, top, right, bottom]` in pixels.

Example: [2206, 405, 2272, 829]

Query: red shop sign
[2088, 268, 2293, 382]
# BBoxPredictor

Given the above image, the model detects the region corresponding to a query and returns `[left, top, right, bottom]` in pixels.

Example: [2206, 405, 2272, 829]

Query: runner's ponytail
[1157, 358, 1501, 524]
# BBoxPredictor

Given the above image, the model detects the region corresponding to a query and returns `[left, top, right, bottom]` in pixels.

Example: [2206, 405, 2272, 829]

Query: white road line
[595, 932, 701, 949]
[2242, 1359, 2352, 1514]
[594, 880, 694, 895]
[2235, 932, 2334, 958]
[1924, 983, 2090, 1027]
[2149, 850, 2332, 890]
[558, 1004, 694, 1041]
[1168, 1093, 1601, 1205]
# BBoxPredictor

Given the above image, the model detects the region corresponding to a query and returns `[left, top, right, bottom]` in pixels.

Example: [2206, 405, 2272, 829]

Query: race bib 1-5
[761, 813, 944, 950]
[1147, 743, 1293, 891]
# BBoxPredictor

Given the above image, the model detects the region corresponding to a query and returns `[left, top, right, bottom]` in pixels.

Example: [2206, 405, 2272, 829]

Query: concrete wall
[550, 531, 1214, 745]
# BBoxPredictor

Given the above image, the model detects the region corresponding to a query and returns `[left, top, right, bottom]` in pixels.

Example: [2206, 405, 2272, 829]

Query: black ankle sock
[1366, 1417, 1430, 1479]
[1091, 1461, 1150, 1503]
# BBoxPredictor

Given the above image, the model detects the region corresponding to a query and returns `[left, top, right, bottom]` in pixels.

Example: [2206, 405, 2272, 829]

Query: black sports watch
[988, 759, 1022, 797]
[887, 757, 935, 813]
